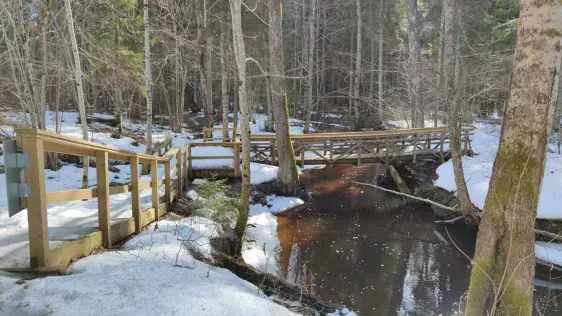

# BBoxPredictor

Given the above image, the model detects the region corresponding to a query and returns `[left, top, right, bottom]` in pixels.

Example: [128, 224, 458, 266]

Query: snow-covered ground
[0, 218, 298, 316]
[243, 196, 304, 275]
[433, 122, 562, 267]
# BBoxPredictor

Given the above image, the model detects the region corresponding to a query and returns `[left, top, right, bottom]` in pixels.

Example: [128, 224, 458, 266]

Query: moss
[466, 257, 495, 315]
[542, 28, 562, 38]
[497, 284, 533, 315]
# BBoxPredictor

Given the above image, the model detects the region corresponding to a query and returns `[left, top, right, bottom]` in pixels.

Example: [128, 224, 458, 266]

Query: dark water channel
[275, 164, 562, 315]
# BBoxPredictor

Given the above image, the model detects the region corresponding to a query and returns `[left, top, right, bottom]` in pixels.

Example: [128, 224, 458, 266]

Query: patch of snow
[536, 242, 562, 268]
[0, 218, 297, 316]
[186, 190, 200, 200]
[243, 196, 304, 275]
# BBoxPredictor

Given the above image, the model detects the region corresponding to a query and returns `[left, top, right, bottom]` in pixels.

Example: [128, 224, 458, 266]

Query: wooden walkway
[250, 127, 474, 167]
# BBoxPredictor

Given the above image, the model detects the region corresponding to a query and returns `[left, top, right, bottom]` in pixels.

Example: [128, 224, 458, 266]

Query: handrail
[187, 142, 241, 177]
[202, 127, 240, 142]
[14, 129, 190, 269]
[151, 135, 173, 156]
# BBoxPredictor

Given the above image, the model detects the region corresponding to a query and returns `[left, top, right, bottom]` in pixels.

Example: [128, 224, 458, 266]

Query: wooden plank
[165, 161, 171, 208]
[140, 208, 156, 228]
[233, 143, 240, 177]
[110, 218, 135, 244]
[22, 135, 50, 268]
[96, 151, 111, 248]
[151, 160, 160, 220]
[108, 184, 132, 195]
[190, 156, 235, 160]
[176, 150, 183, 195]
[130, 156, 141, 233]
[48, 231, 103, 268]
[46, 188, 97, 204]
[139, 182, 151, 190]
[188, 145, 193, 178]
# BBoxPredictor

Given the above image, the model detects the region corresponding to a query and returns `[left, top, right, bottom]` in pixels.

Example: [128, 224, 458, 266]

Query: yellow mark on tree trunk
[280, 2, 283, 17]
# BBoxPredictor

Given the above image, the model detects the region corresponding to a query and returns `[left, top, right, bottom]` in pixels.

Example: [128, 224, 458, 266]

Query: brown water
[276, 164, 562, 315]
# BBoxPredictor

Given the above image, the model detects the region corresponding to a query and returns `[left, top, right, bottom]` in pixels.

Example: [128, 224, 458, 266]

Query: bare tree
[268, 0, 300, 195]
[229, 0, 252, 257]
[353, 0, 362, 129]
[64, 0, 89, 188]
[303, 0, 316, 134]
[405, 0, 423, 128]
[466, 0, 561, 314]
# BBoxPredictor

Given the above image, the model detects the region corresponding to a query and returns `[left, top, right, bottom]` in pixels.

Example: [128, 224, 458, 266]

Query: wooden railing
[14, 129, 190, 268]
[250, 127, 474, 167]
[151, 135, 173, 156]
[187, 142, 241, 178]
[202, 127, 239, 142]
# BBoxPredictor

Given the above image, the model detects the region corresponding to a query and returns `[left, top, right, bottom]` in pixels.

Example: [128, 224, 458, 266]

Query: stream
[275, 164, 562, 315]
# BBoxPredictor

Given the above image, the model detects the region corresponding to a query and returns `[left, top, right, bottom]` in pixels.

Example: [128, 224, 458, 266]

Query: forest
[0, 0, 561, 315]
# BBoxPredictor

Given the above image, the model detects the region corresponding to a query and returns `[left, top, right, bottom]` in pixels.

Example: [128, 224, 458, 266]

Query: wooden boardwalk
[250, 127, 474, 167]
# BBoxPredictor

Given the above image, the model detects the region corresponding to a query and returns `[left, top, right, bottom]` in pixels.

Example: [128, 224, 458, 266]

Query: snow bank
[0, 218, 297, 316]
[243, 196, 304, 275]
[435, 123, 562, 219]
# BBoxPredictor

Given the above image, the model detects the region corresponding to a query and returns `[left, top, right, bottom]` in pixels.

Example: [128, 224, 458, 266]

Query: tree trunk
[406, 0, 423, 128]
[303, 0, 315, 134]
[220, 23, 230, 140]
[353, 0, 362, 129]
[378, 0, 384, 120]
[443, 0, 476, 220]
[143, 0, 153, 173]
[229, 0, 252, 258]
[465, 1, 561, 314]
[64, 0, 89, 188]
[268, 0, 300, 195]
[368, 1, 376, 116]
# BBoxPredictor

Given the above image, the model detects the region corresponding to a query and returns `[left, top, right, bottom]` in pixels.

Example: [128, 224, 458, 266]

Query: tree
[229, 0, 252, 257]
[268, 0, 300, 195]
[64, 0, 89, 188]
[353, 0, 362, 129]
[303, 0, 316, 134]
[466, 0, 561, 314]
[144, 0, 153, 162]
[405, 0, 423, 128]
[220, 18, 230, 140]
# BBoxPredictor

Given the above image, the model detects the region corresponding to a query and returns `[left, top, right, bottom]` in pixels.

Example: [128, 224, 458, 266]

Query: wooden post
[234, 143, 241, 177]
[440, 133, 445, 162]
[151, 160, 160, 220]
[22, 135, 50, 267]
[164, 161, 171, 208]
[357, 147, 362, 165]
[183, 149, 189, 186]
[271, 141, 277, 165]
[176, 150, 182, 195]
[385, 141, 390, 169]
[96, 151, 111, 248]
[329, 140, 333, 163]
[131, 156, 141, 233]
[300, 143, 305, 168]
[412, 139, 418, 163]
[188, 146, 193, 178]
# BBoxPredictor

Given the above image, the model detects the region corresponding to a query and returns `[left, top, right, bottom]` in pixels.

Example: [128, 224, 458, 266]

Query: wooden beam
[22, 135, 50, 268]
[164, 161, 171, 209]
[96, 151, 111, 248]
[130, 156, 141, 233]
[151, 160, 160, 220]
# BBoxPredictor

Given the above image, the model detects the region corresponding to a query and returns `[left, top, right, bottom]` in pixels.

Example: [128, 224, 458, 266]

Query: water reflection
[276, 164, 562, 315]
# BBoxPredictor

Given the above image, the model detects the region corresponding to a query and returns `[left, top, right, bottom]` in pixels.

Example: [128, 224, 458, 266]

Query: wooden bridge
[250, 127, 474, 167]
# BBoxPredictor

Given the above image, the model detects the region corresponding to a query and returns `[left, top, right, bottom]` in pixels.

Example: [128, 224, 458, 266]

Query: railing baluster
[96, 150, 111, 248]
[151, 160, 160, 220]
[131, 156, 141, 233]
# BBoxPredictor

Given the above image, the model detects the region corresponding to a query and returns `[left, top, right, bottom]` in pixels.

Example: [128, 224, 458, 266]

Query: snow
[0, 218, 297, 316]
[536, 242, 562, 267]
[434, 123, 562, 219]
[243, 196, 304, 275]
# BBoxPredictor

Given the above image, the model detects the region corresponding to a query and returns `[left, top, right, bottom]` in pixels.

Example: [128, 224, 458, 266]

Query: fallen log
[212, 252, 340, 315]
[354, 181, 562, 243]
[388, 165, 411, 194]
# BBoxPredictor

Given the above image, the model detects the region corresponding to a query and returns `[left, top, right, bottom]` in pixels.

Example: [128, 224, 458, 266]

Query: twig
[353, 181, 462, 213]
[535, 229, 562, 243]
[434, 215, 466, 224]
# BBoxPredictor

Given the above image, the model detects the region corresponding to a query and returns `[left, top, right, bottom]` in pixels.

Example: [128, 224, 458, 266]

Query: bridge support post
[439, 133, 445, 162]
[22, 135, 50, 267]
[96, 150, 111, 248]
[165, 161, 171, 208]
[131, 156, 141, 233]
[412, 139, 417, 163]
[176, 150, 182, 195]
[234, 143, 241, 177]
[151, 160, 160, 220]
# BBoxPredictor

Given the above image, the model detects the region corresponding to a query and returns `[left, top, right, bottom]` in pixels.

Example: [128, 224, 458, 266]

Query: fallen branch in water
[433, 215, 466, 224]
[353, 181, 463, 213]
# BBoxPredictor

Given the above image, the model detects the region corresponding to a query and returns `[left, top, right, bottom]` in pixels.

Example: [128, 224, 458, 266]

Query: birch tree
[64, 0, 89, 188]
[466, 0, 561, 314]
[229, 0, 252, 257]
[303, 0, 316, 134]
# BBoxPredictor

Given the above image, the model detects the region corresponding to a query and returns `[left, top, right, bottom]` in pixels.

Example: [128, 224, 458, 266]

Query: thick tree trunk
[303, 0, 315, 134]
[465, 1, 561, 314]
[64, 0, 89, 188]
[406, 0, 423, 128]
[353, 0, 362, 129]
[368, 1, 376, 116]
[268, 0, 300, 195]
[229, 0, 252, 258]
